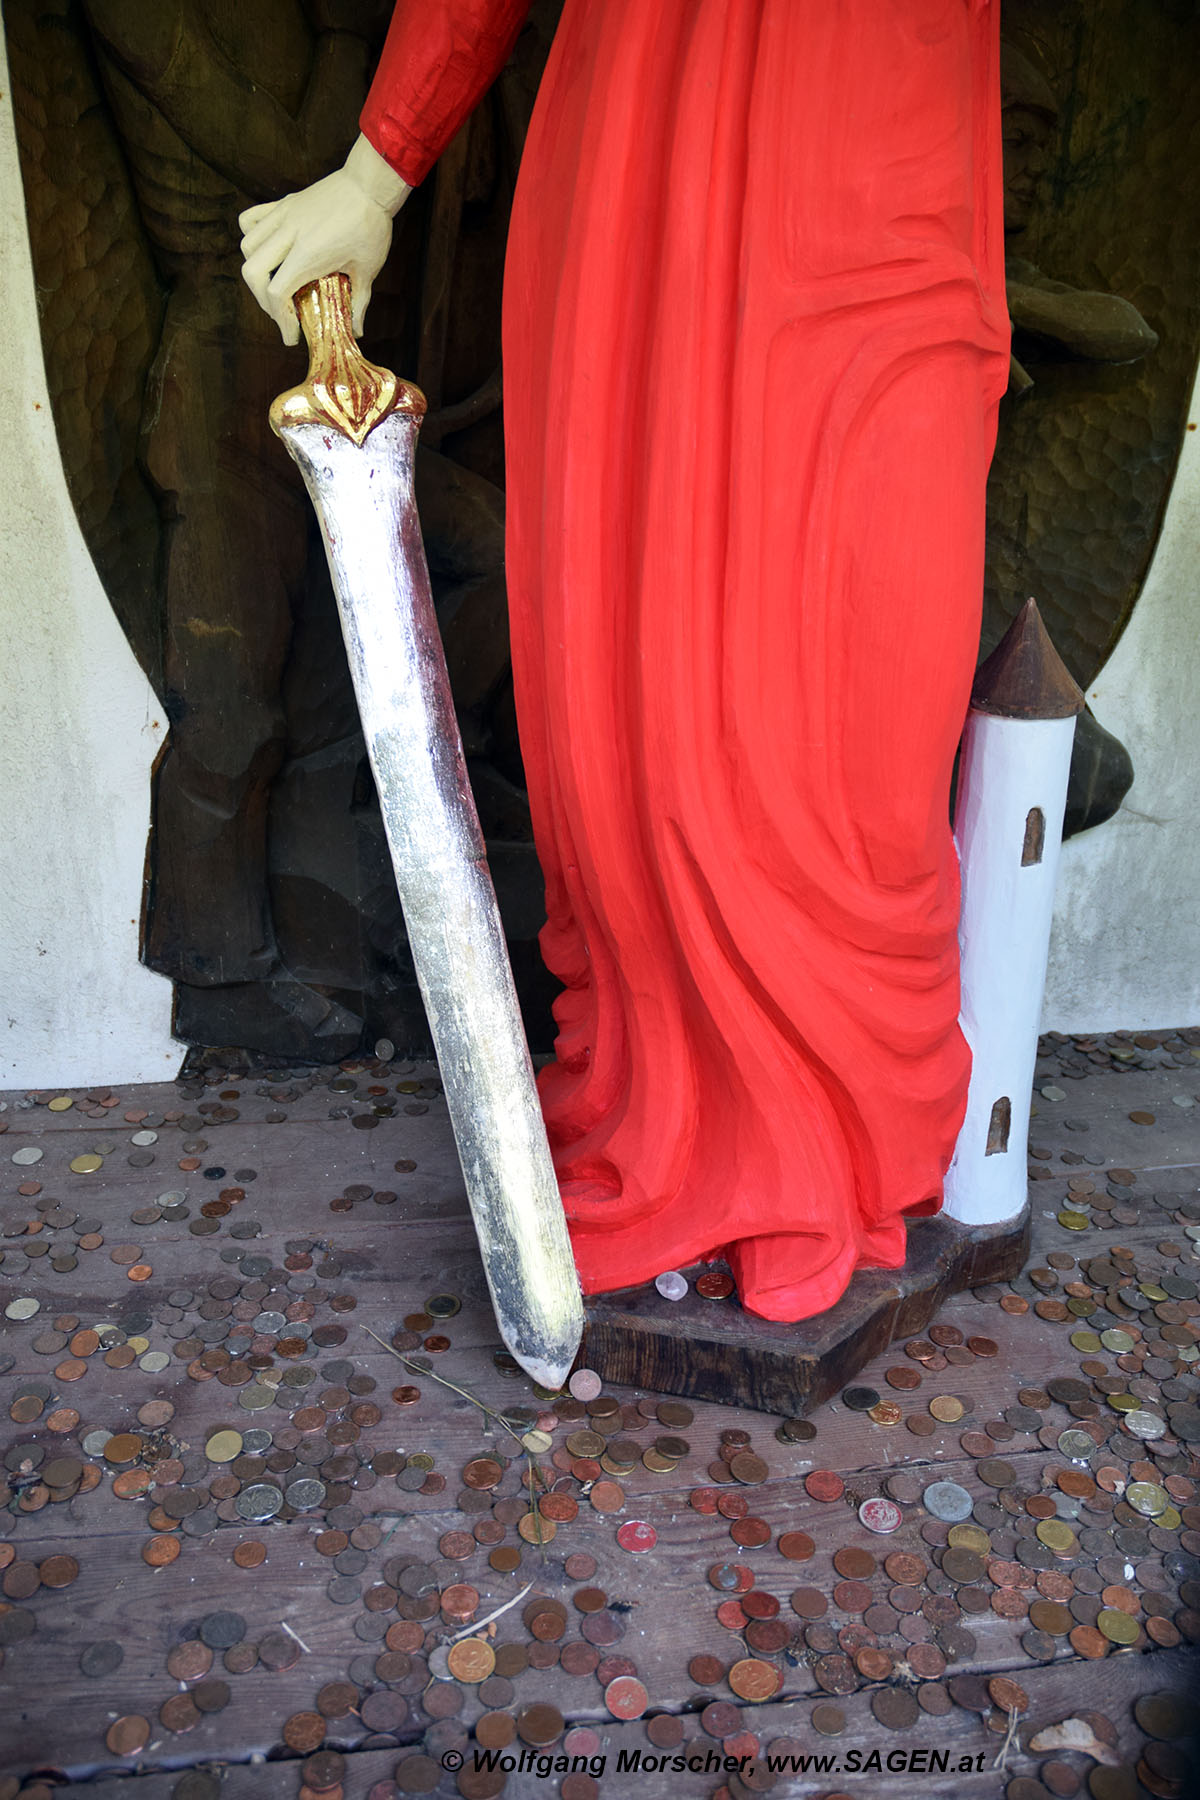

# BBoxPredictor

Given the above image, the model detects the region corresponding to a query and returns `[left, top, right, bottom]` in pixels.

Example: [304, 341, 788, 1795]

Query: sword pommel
[269, 273, 426, 448]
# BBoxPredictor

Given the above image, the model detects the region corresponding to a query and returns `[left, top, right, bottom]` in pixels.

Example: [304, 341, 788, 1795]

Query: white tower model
[943, 599, 1084, 1227]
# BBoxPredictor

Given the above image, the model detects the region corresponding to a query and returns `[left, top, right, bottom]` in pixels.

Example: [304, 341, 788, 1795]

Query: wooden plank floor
[0, 1030, 1197, 1798]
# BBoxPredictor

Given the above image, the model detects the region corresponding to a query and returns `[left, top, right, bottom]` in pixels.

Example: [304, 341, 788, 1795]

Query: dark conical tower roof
[971, 598, 1085, 720]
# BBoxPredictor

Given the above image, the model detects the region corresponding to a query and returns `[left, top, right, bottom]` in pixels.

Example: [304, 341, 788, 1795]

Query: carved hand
[240, 135, 411, 346]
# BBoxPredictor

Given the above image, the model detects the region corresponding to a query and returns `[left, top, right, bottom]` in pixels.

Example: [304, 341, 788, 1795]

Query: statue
[243, 0, 1011, 1322]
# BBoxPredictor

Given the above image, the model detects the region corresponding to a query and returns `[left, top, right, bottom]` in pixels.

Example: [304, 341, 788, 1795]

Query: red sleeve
[361, 0, 533, 187]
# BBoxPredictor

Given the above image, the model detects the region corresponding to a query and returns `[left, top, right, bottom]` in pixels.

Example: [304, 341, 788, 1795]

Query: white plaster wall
[1043, 365, 1200, 1033]
[0, 40, 179, 1089]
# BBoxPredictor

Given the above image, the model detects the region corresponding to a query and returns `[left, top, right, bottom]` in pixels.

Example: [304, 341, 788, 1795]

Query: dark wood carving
[6, 0, 1196, 1060]
[989, 1, 1200, 830]
[578, 1209, 1032, 1419]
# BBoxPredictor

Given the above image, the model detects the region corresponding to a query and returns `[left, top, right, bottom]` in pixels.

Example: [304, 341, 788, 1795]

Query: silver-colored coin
[139, 1351, 171, 1373]
[11, 1147, 43, 1166]
[238, 1386, 276, 1411]
[374, 1038, 395, 1062]
[285, 1478, 326, 1511]
[1125, 1481, 1168, 1517]
[241, 1428, 273, 1454]
[1056, 1429, 1097, 1461]
[1123, 1409, 1166, 1440]
[654, 1270, 689, 1301]
[158, 1191, 188, 1206]
[427, 1644, 453, 1681]
[235, 1482, 283, 1521]
[4, 1297, 40, 1321]
[130, 1130, 158, 1146]
[922, 1480, 974, 1523]
[1040, 1086, 1066, 1102]
[81, 1429, 112, 1457]
[90, 1139, 117, 1154]
[253, 1312, 287, 1335]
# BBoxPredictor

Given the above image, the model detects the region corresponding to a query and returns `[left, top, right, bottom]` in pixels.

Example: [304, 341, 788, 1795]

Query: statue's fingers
[266, 247, 329, 342]
[242, 227, 295, 310]
[238, 200, 282, 242]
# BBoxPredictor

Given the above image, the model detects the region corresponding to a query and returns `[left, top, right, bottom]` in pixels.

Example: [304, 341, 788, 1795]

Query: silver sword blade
[272, 301, 582, 1390]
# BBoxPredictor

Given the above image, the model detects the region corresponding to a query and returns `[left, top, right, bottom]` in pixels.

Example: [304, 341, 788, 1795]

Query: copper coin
[689, 1654, 725, 1686]
[805, 1471, 844, 1503]
[833, 1546, 876, 1580]
[700, 1701, 743, 1739]
[1068, 1624, 1108, 1659]
[745, 1620, 789, 1656]
[143, 1534, 181, 1567]
[646, 1713, 685, 1749]
[813, 1653, 857, 1696]
[791, 1587, 828, 1619]
[517, 1702, 565, 1747]
[872, 1688, 919, 1729]
[159, 1693, 202, 1734]
[316, 1681, 359, 1720]
[283, 1712, 327, 1753]
[588, 1480, 624, 1513]
[37, 1554, 78, 1589]
[233, 1540, 267, 1569]
[3, 1563, 40, 1600]
[605, 1675, 649, 1720]
[884, 1552, 926, 1584]
[835, 1578, 875, 1613]
[166, 1640, 213, 1681]
[728, 1658, 781, 1703]
[908, 1642, 946, 1679]
[696, 1272, 735, 1300]
[855, 1647, 893, 1680]
[106, 1716, 150, 1756]
[730, 1452, 769, 1485]
[778, 1531, 815, 1561]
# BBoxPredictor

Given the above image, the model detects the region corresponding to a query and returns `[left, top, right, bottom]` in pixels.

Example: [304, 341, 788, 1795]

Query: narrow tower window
[1021, 807, 1045, 866]
[986, 1096, 1011, 1155]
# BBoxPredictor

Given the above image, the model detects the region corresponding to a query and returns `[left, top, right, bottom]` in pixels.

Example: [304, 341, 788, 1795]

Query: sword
[270, 273, 583, 1391]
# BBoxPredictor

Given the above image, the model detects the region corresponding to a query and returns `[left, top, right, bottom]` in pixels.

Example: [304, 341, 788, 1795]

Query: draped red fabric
[363, 0, 1011, 1322]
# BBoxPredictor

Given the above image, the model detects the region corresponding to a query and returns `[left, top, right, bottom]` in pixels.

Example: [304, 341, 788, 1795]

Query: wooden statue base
[578, 1204, 1030, 1418]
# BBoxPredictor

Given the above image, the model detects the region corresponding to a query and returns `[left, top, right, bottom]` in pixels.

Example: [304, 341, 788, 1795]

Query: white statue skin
[240, 133, 411, 345]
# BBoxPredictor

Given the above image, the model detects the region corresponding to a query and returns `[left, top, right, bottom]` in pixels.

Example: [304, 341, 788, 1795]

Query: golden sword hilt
[269, 272, 425, 447]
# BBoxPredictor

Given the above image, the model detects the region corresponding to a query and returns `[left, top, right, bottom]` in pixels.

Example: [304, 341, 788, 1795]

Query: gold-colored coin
[1108, 1393, 1138, 1412]
[205, 1431, 243, 1464]
[70, 1154, 103, 1174]
[929, 1396, 964, 1423]
[406, 1453, 435, 1472]
[446, 1637, 496, 1683]
[1097, 1608, 1139, 1646]
[868, 1400, 902, 1427]
[947, 1523, 990, 1554]
[566, 1430, 606, 1459]
[1036, 1520, 1077, 1555]
[126, 1337, 149, 1354]
[1069, 1331, 1103, 1353]
[47, 1096, 74, 1112]
[641, 1450, 676, 1473]
[1126, 1482, 1168, 1517]
[1057, 1210, 1089, 1231]
[1101, 1330, 1136, 1354]
[518, 1511, 555, 1544]
[1139, 1284, 1168, 1302]
[521, 1429, 552, 1455]
[728, 1658, 781, 1703]
[1156, 1506, 1181, 1531]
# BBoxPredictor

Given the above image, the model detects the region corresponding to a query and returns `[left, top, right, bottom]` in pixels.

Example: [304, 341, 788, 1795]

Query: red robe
[363, 0, 1010, 1322]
